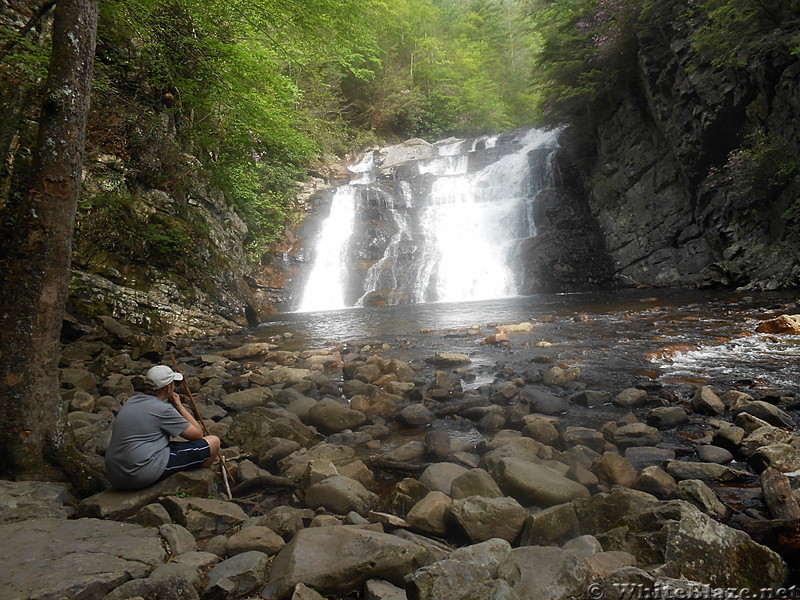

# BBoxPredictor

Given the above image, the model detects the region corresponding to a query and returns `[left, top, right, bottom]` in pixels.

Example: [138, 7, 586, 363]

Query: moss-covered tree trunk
[0, 0, 99, 481]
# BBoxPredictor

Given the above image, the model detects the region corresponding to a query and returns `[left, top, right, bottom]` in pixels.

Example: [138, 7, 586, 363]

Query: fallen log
[761, 467, 800, 520]
[231, 475, 297, 497]
[363, 457, 431, 474]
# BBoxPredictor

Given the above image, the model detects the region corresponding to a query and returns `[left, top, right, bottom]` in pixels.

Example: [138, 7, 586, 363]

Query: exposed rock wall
[561, 3, 800, 290]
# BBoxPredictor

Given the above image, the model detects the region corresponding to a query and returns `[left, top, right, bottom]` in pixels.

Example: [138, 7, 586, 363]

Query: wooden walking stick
[170, 354, 235, 499]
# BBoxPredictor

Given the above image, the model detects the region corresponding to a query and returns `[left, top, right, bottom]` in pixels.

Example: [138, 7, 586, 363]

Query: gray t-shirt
[104, 393, 190, 489]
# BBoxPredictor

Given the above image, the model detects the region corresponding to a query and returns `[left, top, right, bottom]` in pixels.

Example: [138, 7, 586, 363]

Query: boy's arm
[167, 391, 204, 439]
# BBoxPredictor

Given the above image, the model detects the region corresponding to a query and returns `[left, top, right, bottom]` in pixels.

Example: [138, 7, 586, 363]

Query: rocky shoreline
[2, 313, 799, 600]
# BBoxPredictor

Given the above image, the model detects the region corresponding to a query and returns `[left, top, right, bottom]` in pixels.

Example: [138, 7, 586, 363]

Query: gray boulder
[262, 526, 430, 599]
[398, 403, 437, 427]
[206, 550, 270, 599]
[307, 398, 367, 434]
[219, 387, 273, 411]
[692, 386, 725, 415]
[227, 525, 286, 556]
[613, 423, 662, 448]
[450, 468, 504, 499]
[405, 538, 512, 600]
[102, 572, 199, 600]
[419, 463, 470, 495]
[496, 546, 593, 600]
[161, 496, 248, 538]
[0, 480, 74, 524]
[0, 518, 164, 600]
[450, 496, 526, 543]
[303, 475, 379, 515]
[493, 457, 590, 507]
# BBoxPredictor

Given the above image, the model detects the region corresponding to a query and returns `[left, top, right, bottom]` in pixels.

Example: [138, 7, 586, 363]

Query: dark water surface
[258, 288, 800, 397]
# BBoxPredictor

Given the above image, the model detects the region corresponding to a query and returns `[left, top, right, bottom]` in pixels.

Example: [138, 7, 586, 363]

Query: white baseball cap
[146, 365, 184, 389]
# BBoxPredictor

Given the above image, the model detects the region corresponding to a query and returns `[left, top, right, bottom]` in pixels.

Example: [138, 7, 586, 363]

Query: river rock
[675, 480, 729, 521]
[206, 550, 270, 599]
[613, 388, 649, 408]
[574, 492, 788, 588]
[584, 551, 638, 577]
[518, 503, 579, 545]
[225, 408, 319, 456]
[496, 546, 592, 600]
[519, 387, 569, 414]
[262, 367, 313, 385]
[398, 403, 436, 427]
[733, 400, 794, 428]
[748, 442, 800, 473]
[493, 457, 590, 507]
[303, 475, 379, 515]
[0, 518, 165, 600]
[712, 425, 746, 453]
[78, 470, 215, 521]
[646, 406, 689, 428]
[635, 466, 678, 498]
[419, 463, 470, 495]
[219, 342, 276, 359]
[219, 387, 273, 411]
[696, 445, 733, 464]
[613, 423, 662, 448]
[593, 452, 638, 488]
[227, 526, 286, 556]
[306, 398, 367, 433]
[159, 523, 197, 556]
[383, 478, 431, 518]
[104, 568, 200, 600]
[365, 579, 408, 600]
[692, 386, 725, 415]
[424, 429, 452, 460]
[563, 534, 603, 559]
[382, 440, 427, 463]
[738, 425, 795, 457]
[624, 447, 675, 471]
[426, 352, 471, 366]
[406, 491, 452, 536]
[450, 468, 504, 499]
[665, 460, 749, 483]
[262, 526, 430, 599]
[563, 427, 606, 453]
[450, 496, 526, 542]
[0, 481, 75, 523]
[521, 415, 561, 446]
[161, 496, 248, 537]
[404, 538, 512, 600]
[755, 314, 800, 334]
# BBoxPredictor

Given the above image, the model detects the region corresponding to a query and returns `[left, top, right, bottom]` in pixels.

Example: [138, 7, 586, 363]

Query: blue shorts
[157, 439, 211, 481]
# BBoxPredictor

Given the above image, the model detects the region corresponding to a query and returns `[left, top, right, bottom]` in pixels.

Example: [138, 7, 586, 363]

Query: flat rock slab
[0, 517, 165, 600]
[0, 480, 74, 524]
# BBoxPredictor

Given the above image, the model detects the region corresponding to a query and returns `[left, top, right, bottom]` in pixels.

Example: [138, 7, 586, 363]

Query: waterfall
[295, 128, 561, 312]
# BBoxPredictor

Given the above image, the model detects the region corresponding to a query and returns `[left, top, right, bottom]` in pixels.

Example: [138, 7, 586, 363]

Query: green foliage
[520, 0, 643, 125]
[74, 189, 207, 272]
[710, 129, 799, 193]
[687, 0, 800, 68]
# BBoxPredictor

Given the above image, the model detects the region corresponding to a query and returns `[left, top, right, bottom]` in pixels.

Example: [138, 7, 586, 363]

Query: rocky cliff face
[561, 2, 800, 290]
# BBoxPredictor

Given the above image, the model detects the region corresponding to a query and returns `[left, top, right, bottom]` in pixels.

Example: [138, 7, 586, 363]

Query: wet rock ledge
[2, 314, 799, 600]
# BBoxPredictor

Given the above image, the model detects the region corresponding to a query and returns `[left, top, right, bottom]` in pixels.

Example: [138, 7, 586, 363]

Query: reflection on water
[258, 288, 800, 396]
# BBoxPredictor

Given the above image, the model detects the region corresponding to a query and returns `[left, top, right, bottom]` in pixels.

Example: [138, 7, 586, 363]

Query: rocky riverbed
[2, 311, 800, 600]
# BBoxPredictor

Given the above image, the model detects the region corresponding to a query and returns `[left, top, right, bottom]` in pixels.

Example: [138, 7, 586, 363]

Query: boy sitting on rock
[105, 365, 220, 490]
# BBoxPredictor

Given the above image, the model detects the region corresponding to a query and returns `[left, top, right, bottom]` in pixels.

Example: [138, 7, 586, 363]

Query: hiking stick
[169, 354, 235, 498]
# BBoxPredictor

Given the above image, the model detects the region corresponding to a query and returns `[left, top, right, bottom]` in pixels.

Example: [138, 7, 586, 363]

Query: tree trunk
[0, 0, 99, 481]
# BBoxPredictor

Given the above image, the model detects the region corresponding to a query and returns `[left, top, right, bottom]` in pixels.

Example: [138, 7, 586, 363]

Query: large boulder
[303, 475, 379, 515]
[206, 551, 270, 600]
[261, 526, 430, 599]
[0, 481, 75, 524]
[404, 538, 512, 600]
[224, 408, 319, 455]
[0, 518, 165, 600]
[495, 546, 593, 600]
[493, 457, 590, 507]
[574, 492, 788, 590]
[419, 463, 471, 496]
[161, 497, 248, 538]
[77, 470, 215, 521]
[306, 398, 367, 434]
[449, 496, 526, 543]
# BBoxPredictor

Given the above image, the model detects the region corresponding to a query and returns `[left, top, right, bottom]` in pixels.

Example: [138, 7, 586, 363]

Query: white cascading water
[296, 153, 375, 312]
[296, 128, 561, 311]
